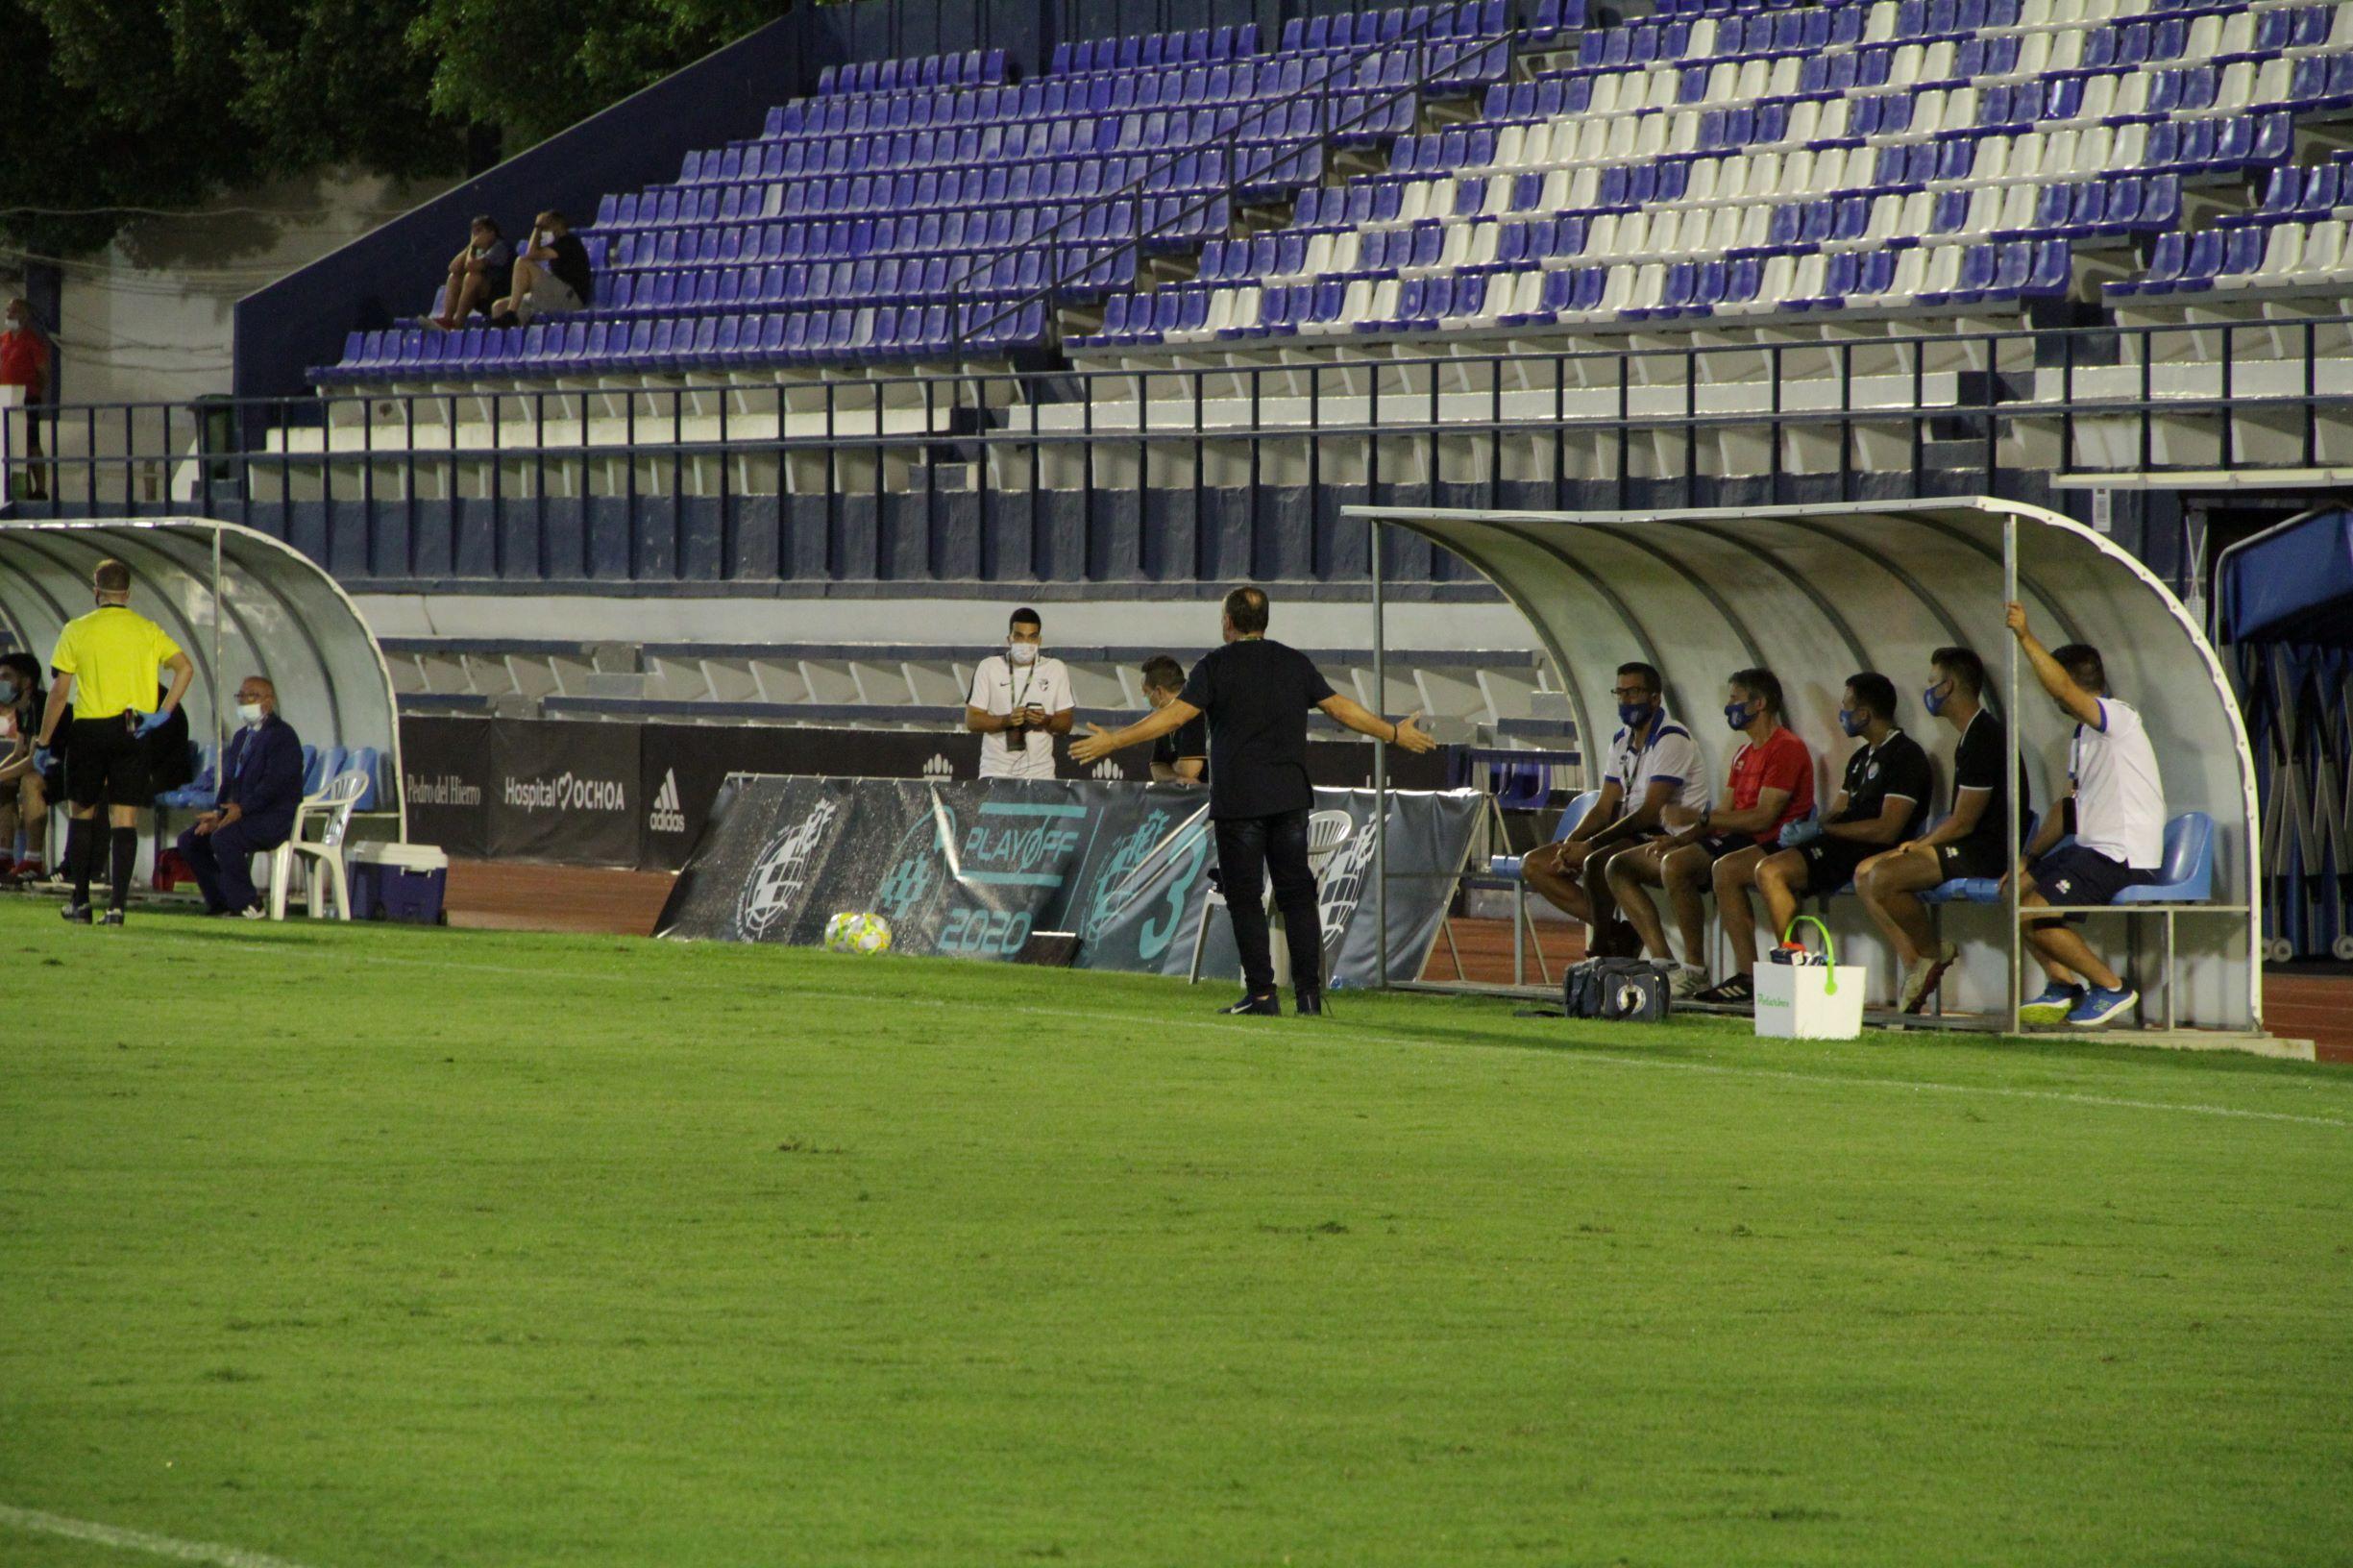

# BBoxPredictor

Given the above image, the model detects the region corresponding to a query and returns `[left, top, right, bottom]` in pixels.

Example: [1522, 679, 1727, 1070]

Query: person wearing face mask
[1605, 667, 1814, 999]
[2004, 606, 2166, 1029]
[1520, 661, 1706, 944]
[1138, 656, 1207, 784]
[1854, 646, 2026, 1014]
[0, 653, 51, 880]
[965, 607, 1076, 779]
[1700, 673, 1931, 1006]
[31, 559, 197, 926]
[172, 677, 305, 919]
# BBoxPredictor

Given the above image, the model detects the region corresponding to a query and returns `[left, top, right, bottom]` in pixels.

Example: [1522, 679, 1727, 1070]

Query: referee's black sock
[64, 818, 94, 906]
[109, 828, 137, 913]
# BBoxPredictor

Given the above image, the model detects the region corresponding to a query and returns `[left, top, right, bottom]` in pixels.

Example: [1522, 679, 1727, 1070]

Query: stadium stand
[239, 0, 2353, 514]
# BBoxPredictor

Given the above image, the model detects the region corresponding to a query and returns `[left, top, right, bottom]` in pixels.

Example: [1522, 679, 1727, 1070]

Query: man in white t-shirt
[1521, 660, 1708, 948]
[2006, 604, 2167, 1029]
[965, 606, 1075, 780]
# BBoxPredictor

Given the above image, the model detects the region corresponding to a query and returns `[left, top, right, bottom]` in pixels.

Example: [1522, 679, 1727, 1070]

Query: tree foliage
[0, 0, 787, 257]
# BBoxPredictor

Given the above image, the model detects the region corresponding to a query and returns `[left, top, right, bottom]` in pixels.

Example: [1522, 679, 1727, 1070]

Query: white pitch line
[0, 1504, 322, 1568]
[118, 926, 2353, 1132]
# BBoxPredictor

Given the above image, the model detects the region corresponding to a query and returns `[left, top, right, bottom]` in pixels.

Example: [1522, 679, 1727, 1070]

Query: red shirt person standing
[1, 299, 51, 501]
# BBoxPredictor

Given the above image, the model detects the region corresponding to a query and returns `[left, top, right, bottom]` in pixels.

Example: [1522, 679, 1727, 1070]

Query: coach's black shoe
[60, 901, 91, 924]
[1292, 986, 1326, 1017]
[1219, 992, 1282, 1017]
[100, 909, 126, 927]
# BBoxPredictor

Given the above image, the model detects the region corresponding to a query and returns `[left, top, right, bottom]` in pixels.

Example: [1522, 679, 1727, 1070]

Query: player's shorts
[1693, 830, 1757, 863]
[1934, 840, 2009, 883]
[2028, 844, 2157, 921]
[1794, 836, 1874, 892]
[64, 714, 151, 811]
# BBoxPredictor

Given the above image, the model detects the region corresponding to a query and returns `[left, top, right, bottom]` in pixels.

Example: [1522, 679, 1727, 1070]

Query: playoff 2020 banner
[653, 774, 1483, 988]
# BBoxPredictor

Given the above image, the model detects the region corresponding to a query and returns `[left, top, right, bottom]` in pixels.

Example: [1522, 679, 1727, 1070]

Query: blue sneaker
[2018, 982, 2084, 1027]
[2067, 984, 2139, 1029]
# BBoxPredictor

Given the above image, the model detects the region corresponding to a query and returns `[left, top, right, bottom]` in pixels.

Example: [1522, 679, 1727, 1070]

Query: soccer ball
[823, 911, 894, 954]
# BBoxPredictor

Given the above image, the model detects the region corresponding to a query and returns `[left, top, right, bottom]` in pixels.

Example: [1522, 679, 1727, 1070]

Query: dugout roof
[0, 517, 404, 831]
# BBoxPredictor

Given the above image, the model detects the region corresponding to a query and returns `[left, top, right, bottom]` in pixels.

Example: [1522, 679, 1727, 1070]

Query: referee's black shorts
[64, 714, 152, 810]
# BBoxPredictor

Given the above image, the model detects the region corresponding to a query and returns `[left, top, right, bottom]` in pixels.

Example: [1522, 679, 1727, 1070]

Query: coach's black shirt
[1178, 637, 1336, 820]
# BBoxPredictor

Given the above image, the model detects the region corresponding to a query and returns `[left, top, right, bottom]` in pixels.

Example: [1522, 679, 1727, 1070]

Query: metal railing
[7, 309, 2348, 600]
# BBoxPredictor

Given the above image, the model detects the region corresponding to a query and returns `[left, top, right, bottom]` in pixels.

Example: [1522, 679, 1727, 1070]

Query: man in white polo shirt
[1521, 660, 1707, 950]
[2006, 604, 2167, 1028]
[965, 606, 1075, 780]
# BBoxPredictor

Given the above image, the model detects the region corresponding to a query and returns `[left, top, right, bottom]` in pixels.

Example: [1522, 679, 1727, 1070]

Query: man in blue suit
[177, 676, 305, 918]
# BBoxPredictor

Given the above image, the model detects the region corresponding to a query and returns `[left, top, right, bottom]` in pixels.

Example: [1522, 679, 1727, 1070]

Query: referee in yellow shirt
[30, 559, 195, 925]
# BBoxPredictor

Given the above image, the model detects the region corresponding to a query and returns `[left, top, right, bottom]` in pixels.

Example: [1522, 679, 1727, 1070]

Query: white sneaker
[1669, 964, 1709, 1000]
[1900, 942, 1958, 1014]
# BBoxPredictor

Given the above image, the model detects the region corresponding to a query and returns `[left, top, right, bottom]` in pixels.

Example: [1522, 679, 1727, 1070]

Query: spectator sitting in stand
[491, 210, 594, 327]
[430, 217, 513, 330]
[0, 653, 50, 879]
[173, 676, 304, 918]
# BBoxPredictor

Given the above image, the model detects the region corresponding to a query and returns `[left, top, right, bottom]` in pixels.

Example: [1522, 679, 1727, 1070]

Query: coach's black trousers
[1214, 807, 1322, 995]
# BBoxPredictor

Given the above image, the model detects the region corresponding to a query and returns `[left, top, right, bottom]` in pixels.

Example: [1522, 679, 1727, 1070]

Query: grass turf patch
[4, 900, 2352, 1566]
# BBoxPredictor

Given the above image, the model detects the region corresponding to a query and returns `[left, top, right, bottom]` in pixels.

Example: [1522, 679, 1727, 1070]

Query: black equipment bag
[1563, 957, 1670, 1022]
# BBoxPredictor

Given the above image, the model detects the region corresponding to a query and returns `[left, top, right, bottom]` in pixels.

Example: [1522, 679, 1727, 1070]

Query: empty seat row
[817, 51, 1007, 97]
[593, 247, 1137, 316]
[599, 196, 1230, 274]
[2107, 219, 2353, 299]
[765, 53, 1440, 146]
[1085, 237, 2071, 349]
[1051, 24, 1261, 75]
[317, 303, 1052, 383]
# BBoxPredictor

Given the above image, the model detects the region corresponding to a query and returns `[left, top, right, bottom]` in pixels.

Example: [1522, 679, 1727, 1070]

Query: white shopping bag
[1752, 917, 1866, 1041]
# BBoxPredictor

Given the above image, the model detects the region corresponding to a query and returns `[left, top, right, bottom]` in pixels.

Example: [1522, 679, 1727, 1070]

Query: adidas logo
[921, 753, 954, 780]
[1090, 758, 1124, 781]
[649, 769, 688, 834]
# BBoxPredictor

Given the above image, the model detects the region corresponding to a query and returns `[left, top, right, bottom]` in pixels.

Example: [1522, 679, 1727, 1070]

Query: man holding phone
[965, 607, 1075, 779]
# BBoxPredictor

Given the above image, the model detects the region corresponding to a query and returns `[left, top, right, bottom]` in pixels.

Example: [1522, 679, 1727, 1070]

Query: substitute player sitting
[1519, 660, 1705, 947]
[1606, 667, 1813, 999]
[1701, 673, 1930, 1005]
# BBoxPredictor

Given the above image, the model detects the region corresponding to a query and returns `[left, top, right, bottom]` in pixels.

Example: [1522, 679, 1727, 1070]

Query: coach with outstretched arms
[31, 558, 195, 926]
[1071, 586, 1436, 1017]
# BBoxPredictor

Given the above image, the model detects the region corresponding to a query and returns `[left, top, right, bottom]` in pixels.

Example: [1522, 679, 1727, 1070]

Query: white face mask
[235, 701, 265, 725]
[1007, 642, 1039, 667]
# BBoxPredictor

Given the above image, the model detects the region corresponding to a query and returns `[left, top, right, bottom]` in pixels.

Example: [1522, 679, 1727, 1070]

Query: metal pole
[1372, 512, 1389, 988]
[211, 525, 225, 766]
[2003, 514, 2022, 1039]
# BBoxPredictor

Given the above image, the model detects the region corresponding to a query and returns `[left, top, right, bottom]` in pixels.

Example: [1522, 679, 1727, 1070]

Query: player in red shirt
[1605, 667, 1814, 999]
[2, 299, 52, 501]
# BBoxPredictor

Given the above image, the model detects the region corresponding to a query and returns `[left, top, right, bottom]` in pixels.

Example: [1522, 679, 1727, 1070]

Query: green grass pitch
[4, 899, 2352, 1567]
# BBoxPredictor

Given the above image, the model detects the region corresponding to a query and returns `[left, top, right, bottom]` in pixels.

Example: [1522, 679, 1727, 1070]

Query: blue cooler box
[348, 842, 450, 924]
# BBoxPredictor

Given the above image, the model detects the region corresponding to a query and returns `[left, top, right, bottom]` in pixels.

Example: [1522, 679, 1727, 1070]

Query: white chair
[268, 770, 369, 921]
[1189, 809, 1357, 987]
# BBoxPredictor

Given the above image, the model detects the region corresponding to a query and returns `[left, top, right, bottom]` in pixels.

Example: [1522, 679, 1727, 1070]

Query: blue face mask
[1724, 699, 1754, 732]
[1617, 698, 1652, 728]
[1924, 681, 1950, 717]
[1839, 707, 1867, 738]
[0, 680, 16, 705]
